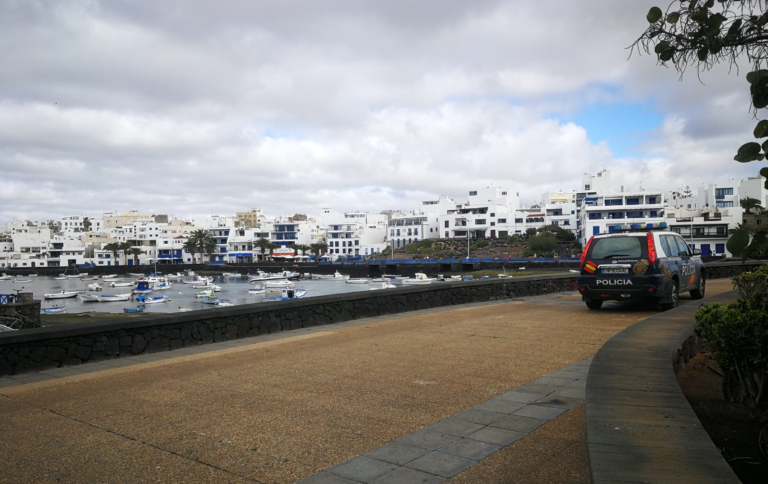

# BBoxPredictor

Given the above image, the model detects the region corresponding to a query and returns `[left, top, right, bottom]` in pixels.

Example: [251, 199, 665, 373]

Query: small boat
[449, 275, 462, 281]
[0, 274, 12, 281]
[177, 306, 194, 312]
[41, 306, 67, 314]
[153, 280, 174, 290]
[95, 293, 132, 302]
[78, 294, 100, 303]
[201, 295, 221, 304]
[68, 273, 87, 279]
[248, 287, 266, 295]
[54, 276, 68, 280]
[28, 273, 38, 277]
[369, 280, 396, 290]
[327, 270, 350, 281]
[132, 281, 155, 294]
[184, 276, 214, 284]
[346, 278, 369, 284]
[109, 281, 136, 287]
[127, 272, 145, 276]
[44, 291, 79, 300]
[194, 289, 213, 298]
[222, 272, 242, 277]
[123, 306, 146, 313]
[136, 294, 169, 304]
[86, 283, 103, 291]
[214, 299, 233, 307]
[166, 272, 185, 279]
[102, 274, 118, 279]
[80, 276, 99, 281]
[263, 288, 307, 301]
[247, 270, 299, 282]
[13, 279, 32, 283]
[401, 273, 435, 285]
[265, 280, 294, 288]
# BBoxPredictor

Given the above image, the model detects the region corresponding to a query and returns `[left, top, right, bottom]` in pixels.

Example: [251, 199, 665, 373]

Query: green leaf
[654, 40, 671, 54]
[727, 227, 750, 256]
[705, 0, 714, 7]
[759, 11, 768, 26]
[697, 47, 709, 61]
[727, 18, 743, 36]
[660, 48, 675, 62]
[752, 77, 768, 108]
[692, 8, 708, 22]
[647, 6, 663, 23]
[735, 153, 759, 163]
[762, 139, 768, 152]
[737, 142, 761, 156]
[747, 70, 768, 84]
[755, 120, 768, 138]
[759, 167, 768, 178]
[667, 12, 680, 23]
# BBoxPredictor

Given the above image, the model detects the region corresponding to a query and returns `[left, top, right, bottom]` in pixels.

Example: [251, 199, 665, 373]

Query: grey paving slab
[549, 369, 589, 379]
[297, 471, 361, 484]
[534, 394, 583, 409]
[453, 408, 506, 425]
[531, 375, 576, 387]
[472, 398, 526, 414]
[565, 379, 587, 389]
[551, 386, 586, 400]
[513, 383, 561, 395]
[370, 467, 443, 484]
[40, 366, 88, 377]
[513, 404, 566, 420]
[0, 377, 20, 388]
[9, 373, 56, 384]
[489, 413, 547, 433]
[398, 430, 460, 451]
[364, 442, 431, 466]
[327, 456, 400, 483]
[466, 426, 526, 446]
[405, 451, 475, 478]
[439, 438, 501, 460]
[496, 390, 542, 404]
[425, 418, 485, 438]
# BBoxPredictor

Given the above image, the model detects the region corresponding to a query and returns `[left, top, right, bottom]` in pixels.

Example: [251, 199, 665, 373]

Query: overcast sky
[0, 0, 762, 225]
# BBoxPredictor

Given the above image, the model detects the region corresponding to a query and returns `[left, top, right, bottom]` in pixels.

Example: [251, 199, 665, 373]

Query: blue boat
[123, 305, 146, 314]
[41, 306, 67, 314]
[132, 281, 155, 294]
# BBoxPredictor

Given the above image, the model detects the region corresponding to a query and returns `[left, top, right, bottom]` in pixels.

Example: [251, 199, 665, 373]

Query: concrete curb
[585, 291, 740, 484]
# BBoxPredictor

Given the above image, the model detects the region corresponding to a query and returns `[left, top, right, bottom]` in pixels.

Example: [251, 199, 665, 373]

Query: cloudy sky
[0, 0, 762, 225]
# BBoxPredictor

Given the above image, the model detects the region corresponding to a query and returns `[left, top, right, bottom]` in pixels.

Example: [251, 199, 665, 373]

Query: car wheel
[586, 300, 603, 310]
[660, 279, 679, 311]
[690, 272, 706, 300]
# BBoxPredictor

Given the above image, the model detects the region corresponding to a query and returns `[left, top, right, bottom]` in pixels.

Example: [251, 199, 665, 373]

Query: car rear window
[589, 236, 643, 259]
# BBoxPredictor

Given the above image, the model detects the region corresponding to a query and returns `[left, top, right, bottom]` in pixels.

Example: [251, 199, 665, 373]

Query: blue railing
[559, 257, 581, 261]
[384, 260, 397, 264]
[368, 260, 381, 264]
[319, 261, 330, 265]
[483, 258, 503, 262]
[461, 258, 481, 263]
[439, 258, 457, 263]
[532, 257, 556, 262]
[0, 294, 18, 305]
[507, 258, 528, 262]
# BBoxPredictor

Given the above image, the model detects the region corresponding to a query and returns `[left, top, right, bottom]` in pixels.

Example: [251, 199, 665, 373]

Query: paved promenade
[0, 280, 733, 483]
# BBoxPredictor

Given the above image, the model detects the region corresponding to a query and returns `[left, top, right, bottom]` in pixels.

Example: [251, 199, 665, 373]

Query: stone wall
[0, 274, 577, 376]
[0, 293, 41, 330]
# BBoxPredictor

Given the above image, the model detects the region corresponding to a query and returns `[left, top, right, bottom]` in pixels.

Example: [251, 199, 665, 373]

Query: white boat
[96, 293, 132, 302]
[222, 272, 243, 277]
[263, 288, 307, 301]
[136, 294, 169, 304]
[28, 273, 38, 277]
[201, 296, 220, 305]
[44, 291, 79, 300]
[401, 273, 435, 285]
[210, 284, 222, 292]
[109, 281, 136, 287]
[327, 270, 350, 281]
[152, 278, 174, 290]
[183, 276, 214, 285]
[346, 278, 369, 284]
[132, 281, 155, 294]
[0, 274, 12, 281]
[127, 272, 145, 276]
[177, 306, 194, 312]
[215, 299, 234, 307]
[80, 276, 99, 281]
[265, 280, 294, 288]
[68, 273, 87, 279]
[248, 287, 266, 295]
[369, 280, 396, 290]
[102, 274, 118, 279]
[194, 289, 213, 298]
[247, 270, 299, 282]
[13, 279, 32, 283]
[86, 283, 103, 291]
[41, 305, 67, 314]
[449, 275, 462, 281]
[166, 272, 185, 279]
[54, 276, 68, 280]
[79, 294, 100, 302]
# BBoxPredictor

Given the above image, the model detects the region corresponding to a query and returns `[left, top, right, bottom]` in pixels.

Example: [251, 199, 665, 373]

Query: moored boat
[95, 293, 132, 302]
[13, 279, 32, 283]
[132, 281, 155, 294]
[346, 278, 369, 284]
[248, 287, 266, 295]
[0, 274, 12, 281]
[41, 305, 67, 314]
[263, 288, 307, 301]
[123, 306, 146, 313]
[265, 280, 294, 288]
[86, 283, 103, 291]
[109, 281, 136, 287]
[136, 294, 169, 304]
[78, 294, 100, 303]
[401, 273, 435, 285]
[44, 291, 79, 300]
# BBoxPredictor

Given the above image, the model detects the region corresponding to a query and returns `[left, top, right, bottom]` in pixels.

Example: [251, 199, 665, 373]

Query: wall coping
[585, 291, 741, 484]
[0, 273, 575, 346]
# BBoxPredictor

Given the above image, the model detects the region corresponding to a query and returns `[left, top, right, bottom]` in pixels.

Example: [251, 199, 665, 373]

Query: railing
[461, 258, 481, 263]
[0, 294, 18, 305]
[439, 259, 457, 263]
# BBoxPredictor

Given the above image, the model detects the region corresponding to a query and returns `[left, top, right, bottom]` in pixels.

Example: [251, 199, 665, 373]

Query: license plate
[603, 268, 628, 274]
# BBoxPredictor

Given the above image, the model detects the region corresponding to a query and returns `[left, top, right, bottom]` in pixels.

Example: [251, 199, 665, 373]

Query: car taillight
[581, 236, 594, 266]
[647, 232, 657, 264]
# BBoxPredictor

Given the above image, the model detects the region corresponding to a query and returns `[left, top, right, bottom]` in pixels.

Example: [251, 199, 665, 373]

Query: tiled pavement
[297, 357, 591, 484]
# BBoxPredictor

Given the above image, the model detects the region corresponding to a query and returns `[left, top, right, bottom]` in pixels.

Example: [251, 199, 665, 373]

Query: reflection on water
[0, 275, 375, 314]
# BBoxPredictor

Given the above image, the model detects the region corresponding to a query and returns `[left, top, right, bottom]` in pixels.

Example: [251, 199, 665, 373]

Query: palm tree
[255, 238, 271, 262]
[740, 196, 764, 215]
[127, 247, 145, 266]
[191, 229, 213, 264]
[118, 241, 133, 266]
[103, 242, 120, 265]
[294, 244, 310, 258]
[183, 239, 197, 265]
[82, 217, 91, 232]
[204, 240, 217, 264]
[315, 242, 328, 259]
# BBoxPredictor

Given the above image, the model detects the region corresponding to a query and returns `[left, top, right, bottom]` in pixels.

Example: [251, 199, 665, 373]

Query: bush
[696, 263, 768, 415]
[475, 239, 489, 249]
[523, 232, 558, 257]
[525, 228, 537, 237]
[506, 235, 520, 244]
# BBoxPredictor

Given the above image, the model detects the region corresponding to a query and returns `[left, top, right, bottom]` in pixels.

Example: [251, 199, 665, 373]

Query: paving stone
[398, 430, 459, 450]
[425, 418, 485, 437]
[439, 438, 501, 460]
[552, 386, 586, 400]
[405, 451, 475, 478]
[40, 367, 88, 377]
[327, 456, 399, 483]
[0, 377, 20, 388]
[489, 413, 547, 433]
[298, 471, 361, 484]
[466, 426, 526, 446]
[365, 442, 431, 466]
[370, 467, 443, 484]
[534, 395, 583, 409]
[513, 404, 566, 420]
[453, 408, 506, 425]
[9, 373, 56, 384]
[549, 369, 589, 379]
[531, 376, 576, 386]
[513, 383, 561, 395]
[473, 398, 526, 414]
[496, 390, 542, 404]
[565, 379, 587, 389]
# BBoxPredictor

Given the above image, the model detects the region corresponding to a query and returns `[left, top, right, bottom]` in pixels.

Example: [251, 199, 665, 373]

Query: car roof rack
[597, 222, 669, 235]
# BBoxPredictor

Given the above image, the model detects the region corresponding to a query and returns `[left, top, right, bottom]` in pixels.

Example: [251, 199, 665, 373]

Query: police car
[577, 230, 706, 310]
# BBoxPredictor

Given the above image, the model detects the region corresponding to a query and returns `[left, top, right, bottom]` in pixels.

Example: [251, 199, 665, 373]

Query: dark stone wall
[0, 294, 41, 331]
[0, 274, 577, 376]
[703, 260, 764, 280]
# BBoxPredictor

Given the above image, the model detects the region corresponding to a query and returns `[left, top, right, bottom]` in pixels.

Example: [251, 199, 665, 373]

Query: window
[716, 226, 726, 235]
[414, 229, 418, 235]
[490, 213, 495, 217]
[564, 221, 570, 225]
[475, 219, 486, 225]
[589, 213, 602, 220]
[589, 237, 643, 259]
[675, 237, 691, 256]
[626, 198, 640, 205]
[716, 243, 725, 253]
[501, 191, 507, 195]
[445, 231, 449, 237]
[444, 221, 449, 228]
[648, 197, 657, 204]
[650, 210, 658, 218]
[715, 188, 733, 199]
[515, 218, 523, 223]
[605, 199, 622, 206]
[585, 184, 590, 190]
[498, 218, 507, 223]
[716, 201, 734, 207]
[661, 235, 679, 256]
[469, 191, 477, 196]
[355, 240, 359, 246]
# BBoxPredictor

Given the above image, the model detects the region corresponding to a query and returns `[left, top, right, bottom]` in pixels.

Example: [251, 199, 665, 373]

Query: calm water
[0, 274, 376, 314]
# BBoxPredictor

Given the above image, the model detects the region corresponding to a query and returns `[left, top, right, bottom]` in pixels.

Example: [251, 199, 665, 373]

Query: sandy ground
[0, 280, 733, 484]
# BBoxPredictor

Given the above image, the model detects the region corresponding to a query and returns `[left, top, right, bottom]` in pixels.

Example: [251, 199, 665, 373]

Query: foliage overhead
[633, 0, 768, 187]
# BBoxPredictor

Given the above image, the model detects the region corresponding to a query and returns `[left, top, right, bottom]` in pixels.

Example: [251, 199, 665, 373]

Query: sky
[0, 0, 763, 225]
